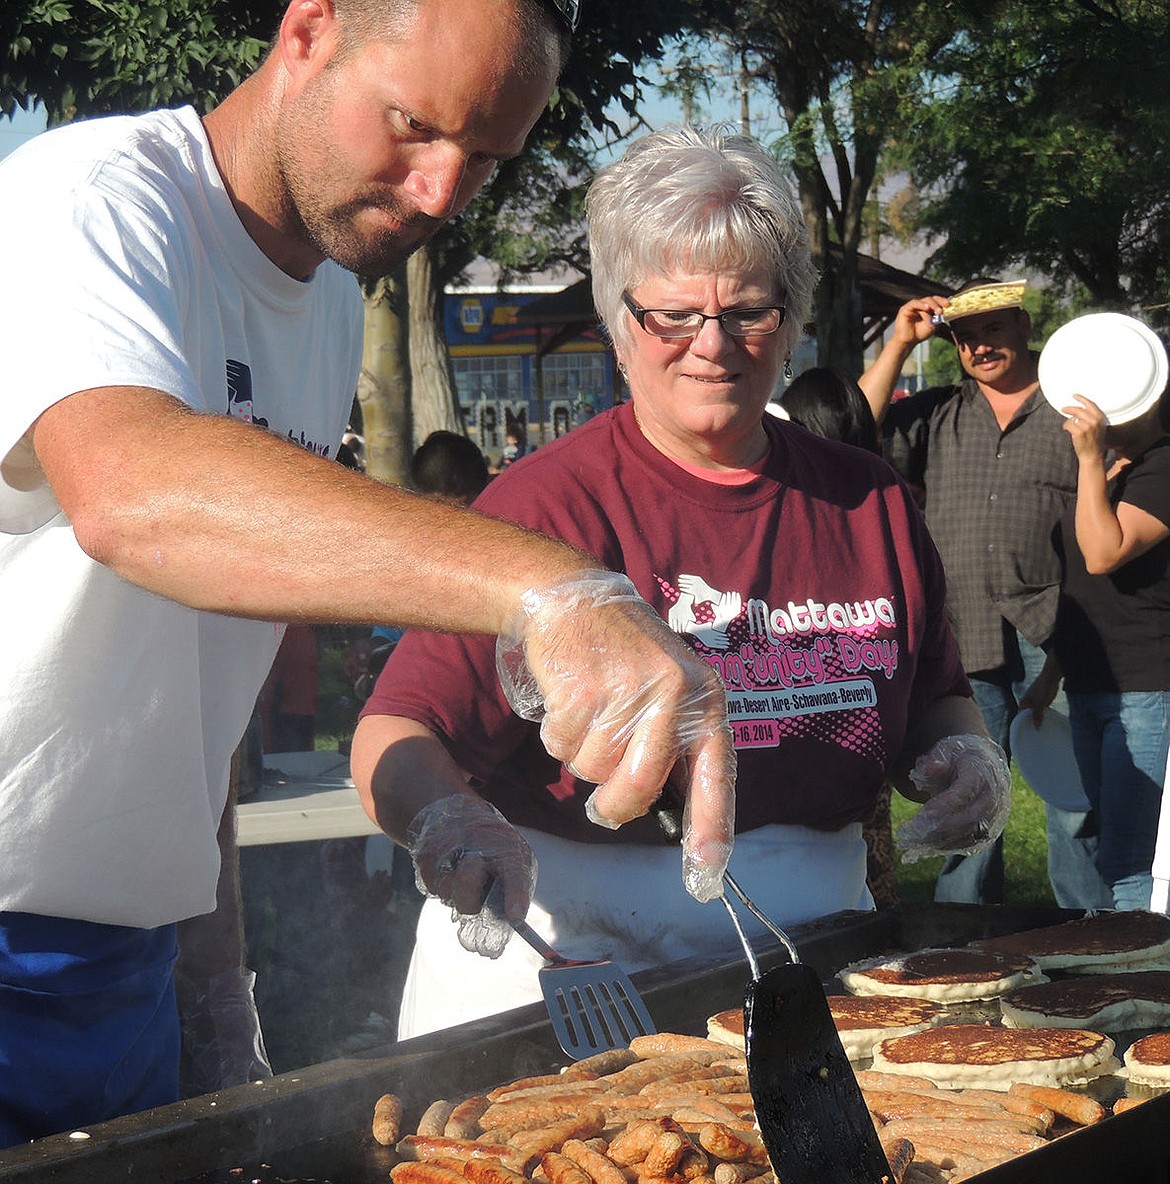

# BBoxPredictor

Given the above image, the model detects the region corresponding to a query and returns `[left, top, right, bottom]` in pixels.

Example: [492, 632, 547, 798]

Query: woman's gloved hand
[496, 570, 735, 904]
[896, 734, 1012, 864]
[405, 794, 537, 958]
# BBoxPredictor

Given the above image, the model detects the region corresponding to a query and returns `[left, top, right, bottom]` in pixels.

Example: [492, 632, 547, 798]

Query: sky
[0, 103, 47, 162]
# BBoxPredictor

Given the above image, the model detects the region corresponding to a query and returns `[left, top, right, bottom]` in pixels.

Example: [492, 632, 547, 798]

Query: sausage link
[1007, 1082, 1106, 1126]
[395, 1135, 532, 1175]
[606, 1119, 664, 1166]
[641, 1129, 689, 1178]
[541, 1152, 595, 1184]
[392, 1164, 470, 1184]
[630, 1035, 743, 1059]
[507, 1106, 607, 1159]
[418, 1100, 458, 1137]
[694, 1124, 768, 1166]
[460, 1159, 530, 1184]
[373, 1093, 405, 1147]
[560, 1138, 632, 1184]
[481, 1096, 605, 1132]
[445, 1096, 492, 1140]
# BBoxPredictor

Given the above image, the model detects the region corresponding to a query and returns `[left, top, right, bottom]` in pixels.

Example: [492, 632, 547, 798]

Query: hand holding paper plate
[1038, 312, 1168, 426]
[1009, 708, 1090, 812]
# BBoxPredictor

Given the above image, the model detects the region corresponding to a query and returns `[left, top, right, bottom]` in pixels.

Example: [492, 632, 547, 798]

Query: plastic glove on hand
[406, 794, 537, 958]
[496, 571, 735, 904]
[896, 734, 1012, 863]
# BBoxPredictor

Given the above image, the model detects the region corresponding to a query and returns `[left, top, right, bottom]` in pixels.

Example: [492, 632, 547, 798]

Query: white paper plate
[1010, 708, 1090, 812]
[1038, 312, 1168, 425]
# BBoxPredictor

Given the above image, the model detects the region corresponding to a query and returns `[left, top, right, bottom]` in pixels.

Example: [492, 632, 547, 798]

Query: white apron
[397, 822, 873, 1039]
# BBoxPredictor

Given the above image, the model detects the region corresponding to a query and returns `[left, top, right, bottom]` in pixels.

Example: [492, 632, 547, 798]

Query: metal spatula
[511, 918, 656, 1059]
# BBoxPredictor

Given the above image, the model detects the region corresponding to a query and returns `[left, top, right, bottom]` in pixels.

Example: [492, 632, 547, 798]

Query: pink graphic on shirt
[655, 571, 895, 764]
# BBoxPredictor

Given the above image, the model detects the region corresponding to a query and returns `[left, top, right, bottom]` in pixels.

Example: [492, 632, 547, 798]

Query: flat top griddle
[2, 904, 1167, 1184]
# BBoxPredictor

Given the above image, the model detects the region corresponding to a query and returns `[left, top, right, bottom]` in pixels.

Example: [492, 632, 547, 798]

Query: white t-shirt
[0, 107, 363, 927]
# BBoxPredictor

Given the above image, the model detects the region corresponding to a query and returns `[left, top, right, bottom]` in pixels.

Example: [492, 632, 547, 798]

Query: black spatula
[649, 791, 891, 1184]
[745, 965, 892, 1184]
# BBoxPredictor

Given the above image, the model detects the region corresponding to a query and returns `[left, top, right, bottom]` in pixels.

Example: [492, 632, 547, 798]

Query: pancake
[839, 948, 1042, 1002]
[1123, 1031, 1170, 1088]
[827, 994, 945, 1061]
[708, 996, 945, 1061]
[1000, 970, 1170, 1033]
[706, 1007, 745, 1052]
[870, 1024, 1119, 1090]
[970, 911, 1170, 972]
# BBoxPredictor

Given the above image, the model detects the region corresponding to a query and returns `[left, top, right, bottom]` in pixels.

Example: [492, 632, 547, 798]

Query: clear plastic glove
[495, 570, 735, 903]
[175, 966, 272, 1096]
[896, 734, 1012, 863]
[406, 794, 537, 958]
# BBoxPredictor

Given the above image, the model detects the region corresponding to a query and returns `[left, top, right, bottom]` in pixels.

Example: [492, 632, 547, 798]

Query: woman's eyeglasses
[622, 292, 786, 339]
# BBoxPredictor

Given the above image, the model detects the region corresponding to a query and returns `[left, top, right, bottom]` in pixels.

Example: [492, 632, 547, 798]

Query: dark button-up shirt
[883, 378, 1077, 673]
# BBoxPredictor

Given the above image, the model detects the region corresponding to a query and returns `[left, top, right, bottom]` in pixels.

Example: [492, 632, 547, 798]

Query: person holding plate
[1024, 319, 1170, 910]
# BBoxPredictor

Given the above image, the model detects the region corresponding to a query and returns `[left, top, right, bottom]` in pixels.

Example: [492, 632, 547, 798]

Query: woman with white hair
[352, 126, 999, 1038]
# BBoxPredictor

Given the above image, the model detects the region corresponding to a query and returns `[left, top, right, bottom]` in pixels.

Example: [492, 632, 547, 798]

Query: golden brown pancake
[1123, 1031, 1170, 1088]
[706, 1007, 745, 1051]
[827, 994, 945, 1061]
[970, 911, 1170, 971]
[1000, 970, 1170, 1033]
[839, 948, 1042, 1002]
[870, 1024, 1119, 1089]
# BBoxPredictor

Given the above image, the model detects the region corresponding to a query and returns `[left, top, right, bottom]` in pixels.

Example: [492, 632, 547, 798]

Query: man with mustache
[0, 0, 735, 1146]
[860, 282, 1112, 910]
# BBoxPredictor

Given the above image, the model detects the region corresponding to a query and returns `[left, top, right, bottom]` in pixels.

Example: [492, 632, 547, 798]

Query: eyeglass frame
[543, 0, 580, 32]
[621, 291, 787, 340]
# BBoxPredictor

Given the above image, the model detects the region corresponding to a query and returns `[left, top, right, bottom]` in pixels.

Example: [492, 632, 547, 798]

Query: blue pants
[935, 627, 1112, 909]
[0, 913, 180, 1148]
[1068, 690, 1170, 910]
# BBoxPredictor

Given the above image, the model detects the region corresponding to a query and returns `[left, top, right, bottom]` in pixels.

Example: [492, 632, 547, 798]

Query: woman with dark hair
[780, 367, 880, 455]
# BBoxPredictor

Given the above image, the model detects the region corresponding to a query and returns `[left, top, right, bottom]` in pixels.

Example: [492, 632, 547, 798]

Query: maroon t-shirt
[363, 403, 969, 844]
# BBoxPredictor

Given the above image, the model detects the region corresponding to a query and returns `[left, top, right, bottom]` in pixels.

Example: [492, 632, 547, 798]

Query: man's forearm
[32, 386, 592, 635]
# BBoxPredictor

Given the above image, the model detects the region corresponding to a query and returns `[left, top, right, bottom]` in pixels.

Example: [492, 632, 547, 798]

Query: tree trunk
[357, 272, 412, 486]
[408, 244, 464, 445]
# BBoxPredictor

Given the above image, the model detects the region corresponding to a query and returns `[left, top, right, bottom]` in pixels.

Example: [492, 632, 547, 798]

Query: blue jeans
[935, 627, 1112, 909]
[1067, 690, 1170, 910]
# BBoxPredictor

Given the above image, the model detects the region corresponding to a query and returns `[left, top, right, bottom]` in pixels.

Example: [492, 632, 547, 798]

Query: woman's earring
[784, 354, 793, 381]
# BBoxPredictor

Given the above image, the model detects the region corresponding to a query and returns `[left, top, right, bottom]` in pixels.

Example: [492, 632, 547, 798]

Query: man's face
[274, 0, 558, 276]
[950, 308, 1036, 391]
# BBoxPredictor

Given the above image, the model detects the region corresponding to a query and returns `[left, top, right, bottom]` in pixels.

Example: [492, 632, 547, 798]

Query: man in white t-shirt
[0, 0, 736, 1146]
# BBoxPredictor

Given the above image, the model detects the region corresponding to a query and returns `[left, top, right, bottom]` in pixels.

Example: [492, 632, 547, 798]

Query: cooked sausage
[711, 1162, 769, 1184]
[541, 1151, 595, 1184]
[1112, 1096, 1148, 1115]
[605, 1119, 664, 1166]
[570, 1049, 640, 1078]
[641, 1128, 690, 1178]
[878, 1118, 1048, 1156]
[395, 1135, 532, 1175]
[418, 1100, 458, 1137]
[606, 1057, 728, 1094]
[460, 1160, 530, 1184]
[507, 1106, 607, 1158]
[372, 1093, 404, 1147]
[392, 1164, 471, 1184]
[854, 1070, 938, 1093]
[481, 1096, 605, 1132]
[694, 1123, 768, 1166]
[1007, 1082, 1106, 1126]
[877, 1134, 914, 1184]
[445, 1096, 492, 1140]
[560, 1139, 632, 1184]
[629, 1035, 741, 1059]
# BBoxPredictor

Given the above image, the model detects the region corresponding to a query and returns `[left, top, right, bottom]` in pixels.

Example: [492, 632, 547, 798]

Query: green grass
[891, 767, 1056, 906]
